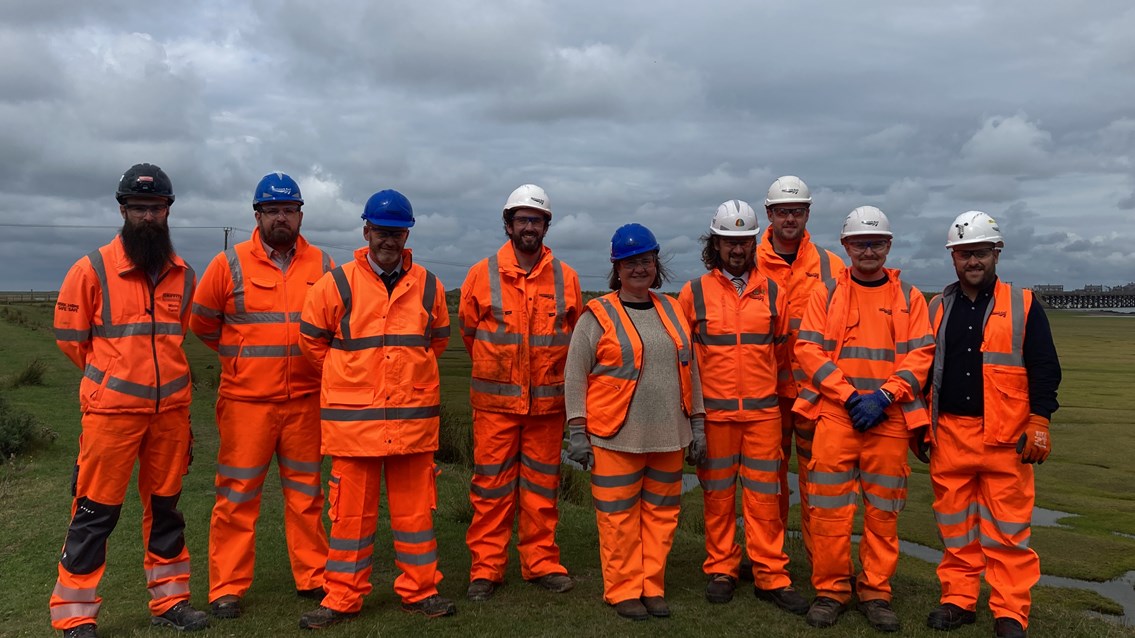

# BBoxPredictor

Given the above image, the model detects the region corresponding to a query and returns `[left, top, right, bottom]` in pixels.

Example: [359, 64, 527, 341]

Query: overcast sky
[1, 1, 1133, 294]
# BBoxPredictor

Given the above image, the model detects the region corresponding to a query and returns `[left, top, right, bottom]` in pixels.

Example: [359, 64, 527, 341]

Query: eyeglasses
[259, 205, 301, 218]
[512, 215, 546, 228]
[952, 248, 995, 260]
[367, 226, 408, 241]
[770, 208, 808, 220]
[619, 256, 656, 269]
[123, 204, 169, 217]
[845, 239, 891, 253]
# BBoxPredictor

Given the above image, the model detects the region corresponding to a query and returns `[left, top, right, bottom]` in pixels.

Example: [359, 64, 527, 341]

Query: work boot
[705, 573, 736, 604]
[529, 573, 574, 593]
[63, 624, 99, 638]
[613, 599, 650, 621]
[299, 605, 358, 630]
[755, 585, 809, 615]
[805, 596, 847, 628]
[994, 617, 1028, 638]
[641, 596, 670, 618]
[210, 594, 242, 619]
[926, 603, 977, 630]
[466, 579, 499, 601]
[401, 594, 456, 618]
[151, 600, 209, 631]
[859, 599, 901, 632]
[297, 587, 327, 601]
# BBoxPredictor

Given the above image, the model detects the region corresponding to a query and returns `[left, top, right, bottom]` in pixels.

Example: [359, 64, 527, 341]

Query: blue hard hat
[254, 172, 303, 205]
[610, 223, 659, 262]
[362, 189, 415, 228]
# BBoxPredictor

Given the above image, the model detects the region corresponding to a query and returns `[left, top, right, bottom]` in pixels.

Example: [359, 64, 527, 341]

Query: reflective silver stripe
[740, 456, 779, 473]
[934, 501, 979, 526]
[942, 526, 980, 548]
[223, 311, 292, 324]
[740, 476, 779, 494]
[796, 330, 835, 350]
[793, 369, 808, 381]
[705, 397, 740, 410]
[281, 478, 321, 497]
[861, 470, 905, 490]
[520, 453, 560, 475]
[148, 581, 189, 599]
[816, 247, 833, 283]
[847, 376, 885, 391]
[702, 453, 739, 470]
[226, 249, 245, 314]
[320, 250, 332, 274]
[217, 463, 270, 480]
[980, 532, 1029, 551]
[840, 346, 895, 362]
[641, 489, 681, 507]
[519, 477, 557, 499]
[329, 535, 374, 551]
[395, 549, 438, 566]
[982, 286, 1027, 368]
[590, 298, 638, 380]
[53, 582, 98, 599]
[278, 456, 322, 473]
[739, 332, 774, 345]
[84, 365, 190, 401]
[471, 329, 522, 345]
[471, 480, 517, 499]
[655, 295, 692, 361]
[180, 263, 195, 322]
[192, 303, 222, 320]
[863, 491, 906, 512]
[392, 529, 435, 543]
[790, 317, 803, 330]
[644, 467, 682, 483]
[550, 257, 569, 345]
[591, 469, 645, 488]
[688, 278, 770, 346]
[928, 296, 943, 323]
[92, 322, 182, 337]
[470, 378, 523, 397]
[798, 387, 820, 405]
[327, 557, 372, 573]
[217, 344, 302, 357]
[330, 334, 431, 351]
[768, 278, 780, 316]
[809, 492, 858, 508]
[742, 395, 780, 410]
[897, 334, 934, 353]
[487, 255, 506, 332]
[300, 321, 333, 340]
[984, 352, 1024, 366]
[979, 504, 1030, 536]
[321, 406, 440, 421]
[50, 602, 101, 621]
[331, 267, 353, 341]
[87, 248, 114, 327]
[54, 328, 90, 342]
[531, 384, 564, 398]
[217, 484, 264, 503]
[896, 369, 919, 393]
[530, 333, 572, 346]
[434, 325, 451, 339]
[903, 395, 928, 413]
[812, 360, 838, 387]
[474, 455, 518, 476]
[700, 476, 736, 491]
[146, 560, 191, 581]
[421, 271, 438, 343]
[593, 495, 639, 512]
[810, 468, 858, 485]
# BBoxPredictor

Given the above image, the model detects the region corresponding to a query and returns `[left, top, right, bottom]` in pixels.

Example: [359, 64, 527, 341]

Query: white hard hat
[841, 206, 893, 239]
[946, 211, 1003, 248]
[764, 175, 812, 207]
[503, 184, 552, 219]
[710, 199, 760, 236]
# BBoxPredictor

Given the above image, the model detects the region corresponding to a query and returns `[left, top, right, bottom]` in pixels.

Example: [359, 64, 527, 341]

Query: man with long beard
[51, 163, 207, 637]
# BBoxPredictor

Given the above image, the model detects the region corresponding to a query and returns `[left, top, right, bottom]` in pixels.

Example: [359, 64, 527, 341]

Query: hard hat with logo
[503, 184, 552, 219]
[362, 189, 415, 228]
[946, 211, 1003, 248]
[764, 175, 812, 207]
[254, 172, 303, 206]
[710, 199, 760, 236]
[840, 206, 893, 239]
[610, 223, 659, 262]
[116, 163, 174, 204]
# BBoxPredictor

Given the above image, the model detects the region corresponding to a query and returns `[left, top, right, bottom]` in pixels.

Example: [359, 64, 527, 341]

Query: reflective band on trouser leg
[591, 447, 646, 604]
[855, 434, 909, 602]
[639, 451, 683, 598]
[466, 410, 521, 583]
[794, 416, 818, 562]
[276, 395, 328, 592]
[387, 452, 443, 603]
[697, 420, 743, 578]
[806, 415, 861, 604]
[138, 408, 193, 616]
[930, 414, 988, 613]
[516, 413, 568, 580]
[740, 417, 791, 590]
[323, 458, 381, 613]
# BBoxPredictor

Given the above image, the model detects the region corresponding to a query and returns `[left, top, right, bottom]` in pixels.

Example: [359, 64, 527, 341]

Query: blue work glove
[686, 417, 707, 466]
[566, 422, 593, 471]
[849, 389, 892, 432]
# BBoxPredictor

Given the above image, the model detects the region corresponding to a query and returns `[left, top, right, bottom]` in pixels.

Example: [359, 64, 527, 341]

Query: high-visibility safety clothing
[590, 447, 683, 604]
[756, 228, 845, 541]
[582, 291, 693, 437]
[50, 236, 196, 630]
[927, 281, 1041, 628]
[299, 247, 449, 610]
[460, 244, 581, 583]
[191, 230, 333, 601]
[677, 268, 792, 585]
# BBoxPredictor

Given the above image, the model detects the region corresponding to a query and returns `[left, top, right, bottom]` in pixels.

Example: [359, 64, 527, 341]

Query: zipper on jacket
[148, 277, 161, 413]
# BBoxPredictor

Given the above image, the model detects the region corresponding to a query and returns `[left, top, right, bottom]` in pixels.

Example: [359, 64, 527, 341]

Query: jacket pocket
[326, 386, 375, 406]
[472, 355, 513, 383]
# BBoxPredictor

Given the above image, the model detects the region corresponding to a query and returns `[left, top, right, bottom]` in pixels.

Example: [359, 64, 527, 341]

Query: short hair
[607, 250, 669, 290]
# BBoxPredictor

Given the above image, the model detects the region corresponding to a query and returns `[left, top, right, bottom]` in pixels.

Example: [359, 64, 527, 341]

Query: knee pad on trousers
[751, 498, 781, 521]
[810, 512, 853, 538]
[62, 498, 122, 574]
[149, 493, 187, 558]
[864, 510, 898, 537]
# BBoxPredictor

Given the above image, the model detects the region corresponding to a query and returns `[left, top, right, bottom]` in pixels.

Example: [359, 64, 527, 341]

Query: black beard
[121, 219, 174, 275]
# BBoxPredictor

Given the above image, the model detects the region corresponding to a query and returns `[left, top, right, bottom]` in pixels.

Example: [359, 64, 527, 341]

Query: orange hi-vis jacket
[584, 291, 694, 437]
[793, 269, 933, 436]
[927, 280, 1033, 446]
[678, 268, 792, 422]
[756, 228, 845, 397]
[54, 235, 195, 414]
[460, 242, 582, 415]
[299, 248, 450, 457]
[190, 229, 333, 401]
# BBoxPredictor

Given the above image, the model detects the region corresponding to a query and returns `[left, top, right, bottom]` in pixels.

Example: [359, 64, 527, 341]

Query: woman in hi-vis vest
[563, 223, 706, 621]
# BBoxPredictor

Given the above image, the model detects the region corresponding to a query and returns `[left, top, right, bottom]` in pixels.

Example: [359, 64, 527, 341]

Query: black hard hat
[116, 163, 175, 204]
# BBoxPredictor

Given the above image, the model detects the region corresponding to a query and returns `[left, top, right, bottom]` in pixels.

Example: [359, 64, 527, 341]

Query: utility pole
[223, 227, 232, 250]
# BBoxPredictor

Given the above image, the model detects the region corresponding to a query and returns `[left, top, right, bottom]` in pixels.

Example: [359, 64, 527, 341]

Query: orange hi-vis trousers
[698, 417, 791, 589]
[591, 447, 683, 604]
[806, 414, 909, 604]
[322, 453, 442, 613]
[778, 398, 817, 562]
[931, 414, 1038, 629]
[49, 409, 193, 631]
[466, 410, 567, 583]
[209, 395, 327, 601]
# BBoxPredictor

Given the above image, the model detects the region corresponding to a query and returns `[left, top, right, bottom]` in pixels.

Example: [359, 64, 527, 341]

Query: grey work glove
[567, 421, 593, 471]
[686, 417, 707, 466]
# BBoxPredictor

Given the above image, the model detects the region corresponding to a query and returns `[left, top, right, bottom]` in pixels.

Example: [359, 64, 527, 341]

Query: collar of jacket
[495, 241, 553, 278]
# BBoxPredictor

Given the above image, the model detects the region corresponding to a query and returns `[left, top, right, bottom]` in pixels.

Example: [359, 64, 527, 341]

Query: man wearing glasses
[51, 163, 208, 636]
[792, 206, 933, 632]
[924, 212, 1061, 638]
[190, 172, 334, 619]
[459, 184, 582, 601]
[756, 176, 845, 566]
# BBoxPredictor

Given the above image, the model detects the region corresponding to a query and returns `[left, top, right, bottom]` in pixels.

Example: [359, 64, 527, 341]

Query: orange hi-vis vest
[460, 243, 582, 415]
[792, 269, 933, 434]
[756, 228, 845, 398]
[54, 235, 195, 414]
[678, 268, 791, 422]
[928, 280, 1033, 446]
[190, 230, 333, 401]
[299, 248, 450, 457]
[583, 291, 694, 437]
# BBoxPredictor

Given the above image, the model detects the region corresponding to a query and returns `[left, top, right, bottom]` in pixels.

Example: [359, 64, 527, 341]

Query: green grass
[1, 303, 1133, 636]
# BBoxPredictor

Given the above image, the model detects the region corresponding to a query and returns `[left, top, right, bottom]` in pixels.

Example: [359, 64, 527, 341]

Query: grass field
[1, 302, 1133, 637]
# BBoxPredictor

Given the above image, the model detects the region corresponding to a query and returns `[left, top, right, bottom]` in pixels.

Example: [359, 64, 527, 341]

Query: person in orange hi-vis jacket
[459, 184, 582, 601]
[295, 189, 455, 630]
[190, 172, 334, 620]
[792, 206, 933, 633]
[756, 176, 845, 564]
[924, 212, 1061, 638]
[50, 163, 209, 638]
[677, 200, 808, 615]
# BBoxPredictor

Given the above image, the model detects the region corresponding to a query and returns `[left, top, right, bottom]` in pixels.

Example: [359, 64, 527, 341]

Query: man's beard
[121, 218, 174, 275]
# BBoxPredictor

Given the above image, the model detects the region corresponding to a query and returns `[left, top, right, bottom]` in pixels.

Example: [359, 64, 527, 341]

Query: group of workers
[48, 164, 1060, 638]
